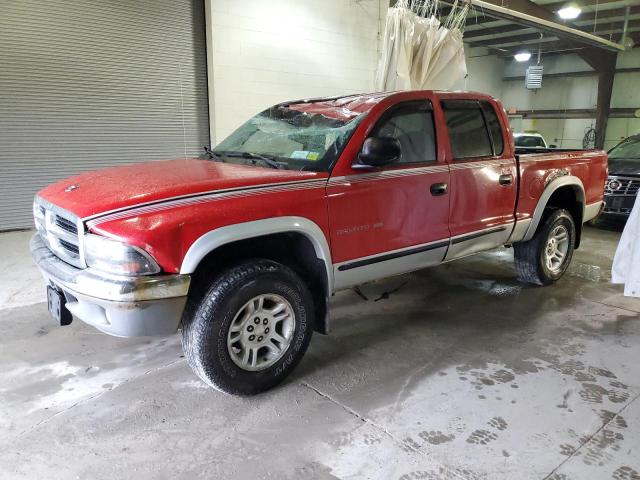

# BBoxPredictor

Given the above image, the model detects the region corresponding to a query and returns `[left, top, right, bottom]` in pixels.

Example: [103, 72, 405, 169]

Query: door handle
[499, 174, 513, 186]
[430, 182, 448, 196]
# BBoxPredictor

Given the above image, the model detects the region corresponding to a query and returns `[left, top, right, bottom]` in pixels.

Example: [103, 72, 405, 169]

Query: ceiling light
[514, 51, 532, 62]
[558, 5, 581, 19]
[622, 35, 635, 49]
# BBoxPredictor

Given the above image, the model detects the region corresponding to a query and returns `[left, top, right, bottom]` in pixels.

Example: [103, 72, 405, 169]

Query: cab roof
[281, 90, 496, 122]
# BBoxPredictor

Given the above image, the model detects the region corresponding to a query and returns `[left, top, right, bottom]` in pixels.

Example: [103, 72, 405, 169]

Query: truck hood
[608, 158, 640, 176]
[38, 158, 327, 219]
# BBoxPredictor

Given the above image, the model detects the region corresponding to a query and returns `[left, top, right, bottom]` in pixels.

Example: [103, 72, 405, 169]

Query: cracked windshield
[212, 104, 364, 171]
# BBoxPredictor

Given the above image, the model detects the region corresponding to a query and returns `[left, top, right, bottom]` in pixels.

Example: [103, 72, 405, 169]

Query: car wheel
[182, 259, 314, 395]
[514, 208, 576, 286]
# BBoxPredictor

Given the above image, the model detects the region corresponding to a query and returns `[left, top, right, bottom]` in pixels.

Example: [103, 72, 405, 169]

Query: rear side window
[373, 101, 437, 164]
[481, 101, 504, 155]
[442, 100, 493, 159]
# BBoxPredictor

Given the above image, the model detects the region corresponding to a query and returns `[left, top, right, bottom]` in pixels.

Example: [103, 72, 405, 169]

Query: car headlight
[33, 199, 46, 234]
[84, 234, 161, 276]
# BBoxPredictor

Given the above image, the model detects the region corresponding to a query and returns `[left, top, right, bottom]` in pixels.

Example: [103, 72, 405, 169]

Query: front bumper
[31, 233, 190, 337]
[603, 193, 636, 217]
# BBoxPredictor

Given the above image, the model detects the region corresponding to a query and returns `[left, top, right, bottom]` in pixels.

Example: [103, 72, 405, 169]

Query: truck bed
[515, 148, 608, 224]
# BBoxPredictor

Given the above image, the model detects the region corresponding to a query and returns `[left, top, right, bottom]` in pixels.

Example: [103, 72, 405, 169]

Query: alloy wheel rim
[227, 293, 295, 371]
[544, 225, 569, 273]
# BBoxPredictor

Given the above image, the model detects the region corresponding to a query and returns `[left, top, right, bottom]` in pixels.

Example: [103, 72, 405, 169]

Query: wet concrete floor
[1, 224, 639, 479]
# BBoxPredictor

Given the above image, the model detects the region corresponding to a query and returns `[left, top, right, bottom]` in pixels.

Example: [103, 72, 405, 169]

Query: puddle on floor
[569, 263, 606, 283]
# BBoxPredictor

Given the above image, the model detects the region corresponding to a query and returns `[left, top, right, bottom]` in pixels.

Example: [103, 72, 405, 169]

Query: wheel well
[188, 232, 330, 334]
[545, 186, 583, 248]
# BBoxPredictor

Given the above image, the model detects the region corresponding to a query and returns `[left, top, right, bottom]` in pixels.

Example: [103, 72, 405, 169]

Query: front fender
[179, 216, 334, 292]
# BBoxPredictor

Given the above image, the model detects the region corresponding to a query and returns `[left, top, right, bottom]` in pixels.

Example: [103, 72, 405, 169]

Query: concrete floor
[0, 230, 46, 309]
[1, 225, 639, 480]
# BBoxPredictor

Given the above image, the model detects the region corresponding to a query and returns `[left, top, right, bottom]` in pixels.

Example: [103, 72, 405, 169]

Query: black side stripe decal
[338, 225, 509, 272]
[451, 226, 507, 245]
[337, 240, 450, 271]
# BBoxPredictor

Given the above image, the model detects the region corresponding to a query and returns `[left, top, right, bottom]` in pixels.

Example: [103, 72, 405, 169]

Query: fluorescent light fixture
[514, 51, 532, 62]
[622, 35, 635, 49]
[558, 5, 581, 20]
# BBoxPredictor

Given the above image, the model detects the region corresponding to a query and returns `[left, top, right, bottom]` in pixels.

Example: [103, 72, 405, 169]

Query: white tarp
[612, 198, 640, 297]
[376, 0, 468, 91]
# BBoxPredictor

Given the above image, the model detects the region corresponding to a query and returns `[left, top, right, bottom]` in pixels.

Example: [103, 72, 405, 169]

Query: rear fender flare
[522, 176, 585, 242]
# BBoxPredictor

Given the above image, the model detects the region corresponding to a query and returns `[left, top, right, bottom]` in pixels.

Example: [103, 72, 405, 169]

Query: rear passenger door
[441, 99, 517, 260]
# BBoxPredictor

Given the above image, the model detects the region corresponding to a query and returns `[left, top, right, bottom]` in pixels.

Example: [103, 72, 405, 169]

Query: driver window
[372, 101, 437, 164]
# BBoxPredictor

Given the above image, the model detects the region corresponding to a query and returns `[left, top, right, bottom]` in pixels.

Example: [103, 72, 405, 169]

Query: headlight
[33, 199, 46, 234]
[84, 234, 161, 276]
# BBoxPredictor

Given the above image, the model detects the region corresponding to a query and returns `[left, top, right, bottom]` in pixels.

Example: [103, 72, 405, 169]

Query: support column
[579, 48, 617, 150]
[595, 68, 615, 150]
[204, 0, 216, 147]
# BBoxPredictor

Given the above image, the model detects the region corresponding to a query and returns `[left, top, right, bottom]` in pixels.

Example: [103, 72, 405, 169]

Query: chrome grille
[58, 238, 80, 255]
[605, 176, 640, 196]
[33, 196, 84, 268]
[55, 215, 77, 235]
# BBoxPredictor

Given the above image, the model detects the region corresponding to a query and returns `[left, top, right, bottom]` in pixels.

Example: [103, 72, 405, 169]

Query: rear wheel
[514, 208, 576, 285]
[182, 259, 314, 395]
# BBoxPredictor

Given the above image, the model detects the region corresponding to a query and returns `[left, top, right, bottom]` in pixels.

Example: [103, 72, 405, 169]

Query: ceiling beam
[445, 1, 640, 29]
[469, 0, 626, 51]
[464, 23, 529, 39]
[583, 19, 640, 35]
[503, 67, 640, 81]
[490, 41, 574, 56]
[467, 20, 640, 48]
[467, 31, 555, 47]
[464, 5, 640, 39]
[491, 39, 603, 56]
[579, 44, 618, 71]
[568, 5, 640, 24]
[542, 0, 639, 12]
[464, 9, 503, 26]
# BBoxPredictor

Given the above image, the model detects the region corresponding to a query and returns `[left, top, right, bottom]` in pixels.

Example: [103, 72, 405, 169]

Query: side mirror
[356, 137, 401, 168]
[549, 144, 557, 149]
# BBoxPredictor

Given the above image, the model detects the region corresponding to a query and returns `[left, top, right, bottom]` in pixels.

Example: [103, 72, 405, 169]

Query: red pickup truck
[32, 90, 607, 395]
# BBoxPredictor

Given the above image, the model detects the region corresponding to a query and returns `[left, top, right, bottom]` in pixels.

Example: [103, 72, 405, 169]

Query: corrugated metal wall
[0, 0, 209, 230]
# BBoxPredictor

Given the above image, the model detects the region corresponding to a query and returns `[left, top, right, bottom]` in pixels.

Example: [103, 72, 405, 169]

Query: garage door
[0, 0, 209, 230]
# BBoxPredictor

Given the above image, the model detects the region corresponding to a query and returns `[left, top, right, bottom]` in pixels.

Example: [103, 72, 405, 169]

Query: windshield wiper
[203, 146, 225, 162]
[220, 151, 282, 169]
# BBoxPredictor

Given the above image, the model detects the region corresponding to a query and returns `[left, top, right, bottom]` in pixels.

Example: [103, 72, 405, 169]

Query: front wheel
[514, 208, 576, 286]
[182, 259, 314, 395]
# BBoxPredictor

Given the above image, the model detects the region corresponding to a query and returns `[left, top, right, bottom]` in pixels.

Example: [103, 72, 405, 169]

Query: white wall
[207, 0, 386, 142]
[606, 49, 640, 150]
[501, 54, 598, 149]
[452, 47, 505, 99]
[205, 1, 639, 150]
[499, 50, 640, 150]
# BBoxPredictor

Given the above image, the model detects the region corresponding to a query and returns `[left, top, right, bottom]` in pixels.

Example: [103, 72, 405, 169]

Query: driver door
[327, 99, 451, 290]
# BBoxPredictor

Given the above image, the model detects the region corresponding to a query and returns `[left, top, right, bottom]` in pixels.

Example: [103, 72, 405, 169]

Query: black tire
[514, 208, 576, 286]
[182, 259, 314, 395]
